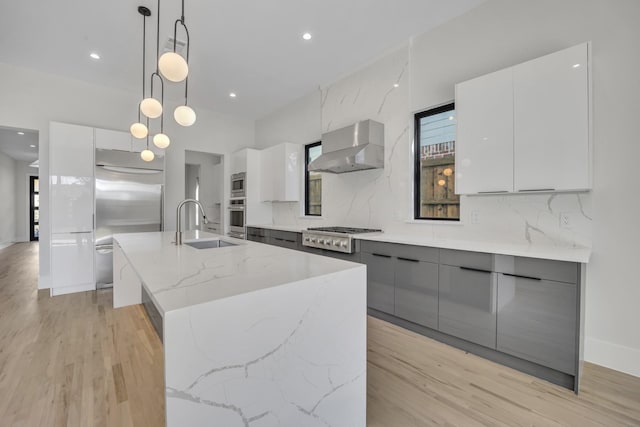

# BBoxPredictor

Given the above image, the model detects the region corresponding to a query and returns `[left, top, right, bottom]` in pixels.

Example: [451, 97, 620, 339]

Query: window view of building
[305, 142, 322, 216]
[414, 103, 460, 221]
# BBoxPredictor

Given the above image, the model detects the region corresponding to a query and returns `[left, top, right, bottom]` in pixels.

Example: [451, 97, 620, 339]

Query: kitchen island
[112, 231, 367, 427]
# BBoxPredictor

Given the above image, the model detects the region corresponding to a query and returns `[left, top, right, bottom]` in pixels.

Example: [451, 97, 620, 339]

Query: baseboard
[585, 336, 640, 378]
[0, 241, 15, 250]
[50, 283, 96, 296]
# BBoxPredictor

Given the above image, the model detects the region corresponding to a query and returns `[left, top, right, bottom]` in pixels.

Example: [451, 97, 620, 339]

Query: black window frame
[304, 141, 322, 216]
[414, 102, 460, 221]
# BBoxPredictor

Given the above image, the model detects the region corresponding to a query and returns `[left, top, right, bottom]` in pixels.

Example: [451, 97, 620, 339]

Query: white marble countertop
[246, 224, 591, 263]
[357, 233, 591, 263]
[114, 230, 363, 315]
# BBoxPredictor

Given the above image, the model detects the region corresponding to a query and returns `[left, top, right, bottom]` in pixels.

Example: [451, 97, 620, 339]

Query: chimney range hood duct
[308, 120, 384, 173]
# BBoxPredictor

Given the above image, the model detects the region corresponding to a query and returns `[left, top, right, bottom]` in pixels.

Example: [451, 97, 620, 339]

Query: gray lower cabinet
[246, 227, 268, 243]
[361, 252, 395, 314]
[394, 258, 438, 329]
[266, 229, 300, 250]
[497, 274, 577, 374]
[438, 265, 497, 348]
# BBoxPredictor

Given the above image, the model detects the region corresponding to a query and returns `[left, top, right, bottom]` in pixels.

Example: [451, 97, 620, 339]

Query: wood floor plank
[1, 242, 639, 426]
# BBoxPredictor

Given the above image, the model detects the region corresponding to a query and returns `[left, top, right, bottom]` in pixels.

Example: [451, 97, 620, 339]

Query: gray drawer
[440, 249, 493, 271]
[494, 255, 578, 284]
[270, 229, 301, 243]
[395, 259, 438, 329]
[362, 252, 395, 314]
[246, 227, 269, 238]
[360, 240, 439, 263]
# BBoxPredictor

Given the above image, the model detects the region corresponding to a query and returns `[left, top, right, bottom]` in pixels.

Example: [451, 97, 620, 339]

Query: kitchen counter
[113, 230, 367, 427]
[357, 233, 591, 263]
[247, 225, 591, 263]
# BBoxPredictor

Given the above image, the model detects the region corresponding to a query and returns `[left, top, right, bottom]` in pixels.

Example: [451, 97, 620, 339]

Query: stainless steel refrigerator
[95, 149, 164, 288]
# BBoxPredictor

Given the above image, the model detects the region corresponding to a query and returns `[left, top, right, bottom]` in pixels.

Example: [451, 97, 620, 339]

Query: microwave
[231, 172, 246, 198]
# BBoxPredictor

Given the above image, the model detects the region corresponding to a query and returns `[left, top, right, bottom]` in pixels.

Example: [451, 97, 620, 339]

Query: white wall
[0, 151, 16, 247]
[255, 0, 640, 376]
[14, 160, 37, 243]
[0, 62, 254, 289]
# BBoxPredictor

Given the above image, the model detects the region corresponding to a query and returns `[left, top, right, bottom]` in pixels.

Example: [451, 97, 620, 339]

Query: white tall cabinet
[50, 122, 95, 296]
[455, 42, 591, 194]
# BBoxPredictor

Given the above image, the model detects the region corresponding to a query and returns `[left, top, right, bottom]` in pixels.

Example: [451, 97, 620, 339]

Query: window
[30, 176, 39, 241]
[305, 142, 322, 216]
[414, 103, 460, 221]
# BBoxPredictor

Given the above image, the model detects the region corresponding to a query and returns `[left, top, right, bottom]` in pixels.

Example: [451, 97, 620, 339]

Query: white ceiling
[0, 127, 39, 162]
[0, 0, 484, 119]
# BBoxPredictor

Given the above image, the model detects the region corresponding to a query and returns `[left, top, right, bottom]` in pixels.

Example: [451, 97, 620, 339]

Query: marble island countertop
[247, 224, 591, 263]
[113, 230, 363, 315]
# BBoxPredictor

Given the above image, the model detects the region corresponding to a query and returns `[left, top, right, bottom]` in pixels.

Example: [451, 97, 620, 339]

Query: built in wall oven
[228, 198, 246, 239]
[231, 172, 246, 198]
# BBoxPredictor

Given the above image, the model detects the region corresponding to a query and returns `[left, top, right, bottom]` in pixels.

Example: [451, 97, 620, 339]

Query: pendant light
[151, 0, 170, 148]
[141, 118, 155, 161]
[131, 7, 151, 138]
[158, 0, 190, 82]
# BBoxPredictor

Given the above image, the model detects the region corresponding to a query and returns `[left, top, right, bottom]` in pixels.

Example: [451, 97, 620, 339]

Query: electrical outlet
[560, 212, 571, 229]
[471, 210, 480, 224]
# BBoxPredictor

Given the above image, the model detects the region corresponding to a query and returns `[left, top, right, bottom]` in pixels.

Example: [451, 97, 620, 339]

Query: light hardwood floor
[1, 242, 639, 426]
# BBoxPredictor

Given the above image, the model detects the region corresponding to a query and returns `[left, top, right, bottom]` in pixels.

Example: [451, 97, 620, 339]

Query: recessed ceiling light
[448, 116, 455, 121]
[17, 131, 24, 135]
[393, 83, 399, 88]
[90, 52, 101, 60]
[29, 144, 36, 148]
[229, 92, 237, 98]
[302, 32, 312, 41]
[572, 63, 581, 68]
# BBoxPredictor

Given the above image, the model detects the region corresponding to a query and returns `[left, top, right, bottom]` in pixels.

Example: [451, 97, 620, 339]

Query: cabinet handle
[478, 190, 509, 194]
[518, 188, 555, 192]
[371, 253, 391, 258]
[459, 266, 492, 274]
[502, 272, 541, 281]
[397, 257, 419, 263]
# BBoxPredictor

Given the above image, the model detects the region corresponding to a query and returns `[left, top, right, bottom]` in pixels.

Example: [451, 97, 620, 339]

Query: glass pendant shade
[140, 149, 155, 162]
[140, 97, 163, 118]
[174, 105, 196, 127]
[158, 52, 189, 82]
[153, 133, 170, 149]
[130, 122, 149, 139]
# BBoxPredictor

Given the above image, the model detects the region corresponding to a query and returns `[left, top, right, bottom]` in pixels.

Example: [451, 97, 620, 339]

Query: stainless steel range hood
[308, 120, 384, 173]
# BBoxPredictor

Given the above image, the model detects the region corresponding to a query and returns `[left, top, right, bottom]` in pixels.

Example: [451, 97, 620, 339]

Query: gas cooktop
[303, 227, 383, 254]
[306, 226, 382, 234]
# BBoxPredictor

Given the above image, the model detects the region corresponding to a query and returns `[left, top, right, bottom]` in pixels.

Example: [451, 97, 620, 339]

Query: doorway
[29, 176, 39, 241]
[184, 150, 224, 234]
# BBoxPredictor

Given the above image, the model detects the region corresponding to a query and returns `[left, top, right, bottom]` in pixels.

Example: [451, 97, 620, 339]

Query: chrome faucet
[175, 199, 208, 245]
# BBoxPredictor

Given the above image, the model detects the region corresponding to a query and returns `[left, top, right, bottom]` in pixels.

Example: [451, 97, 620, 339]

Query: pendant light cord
[148, 0, 165, 134]
[172, 0, 190, 105]
[139, 12, 147, 123]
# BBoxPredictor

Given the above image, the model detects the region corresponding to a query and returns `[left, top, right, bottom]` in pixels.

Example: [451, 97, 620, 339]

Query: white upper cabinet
[260, 143, 301, 202]
[514, 43, 590, 192]
[95, 128, 132, 151]
[454, 42, 591, 195]
[456, 68, 514, 194]
[49, 122, 95, 233]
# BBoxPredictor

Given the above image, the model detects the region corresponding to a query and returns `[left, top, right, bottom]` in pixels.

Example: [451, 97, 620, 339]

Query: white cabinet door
[231, 149, 247, 174]
[260, 143, 300, 202]
[50, 122, 94, 233]
[260, 147, 275, 202]
[455, 68, 514, 194]
[51, 232, 94, 295]
[514, 43, 590, 192]
[95, 128, 132, 151]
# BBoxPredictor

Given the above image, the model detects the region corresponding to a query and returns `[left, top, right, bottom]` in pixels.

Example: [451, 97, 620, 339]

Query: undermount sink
[185, 240, 238, 250]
